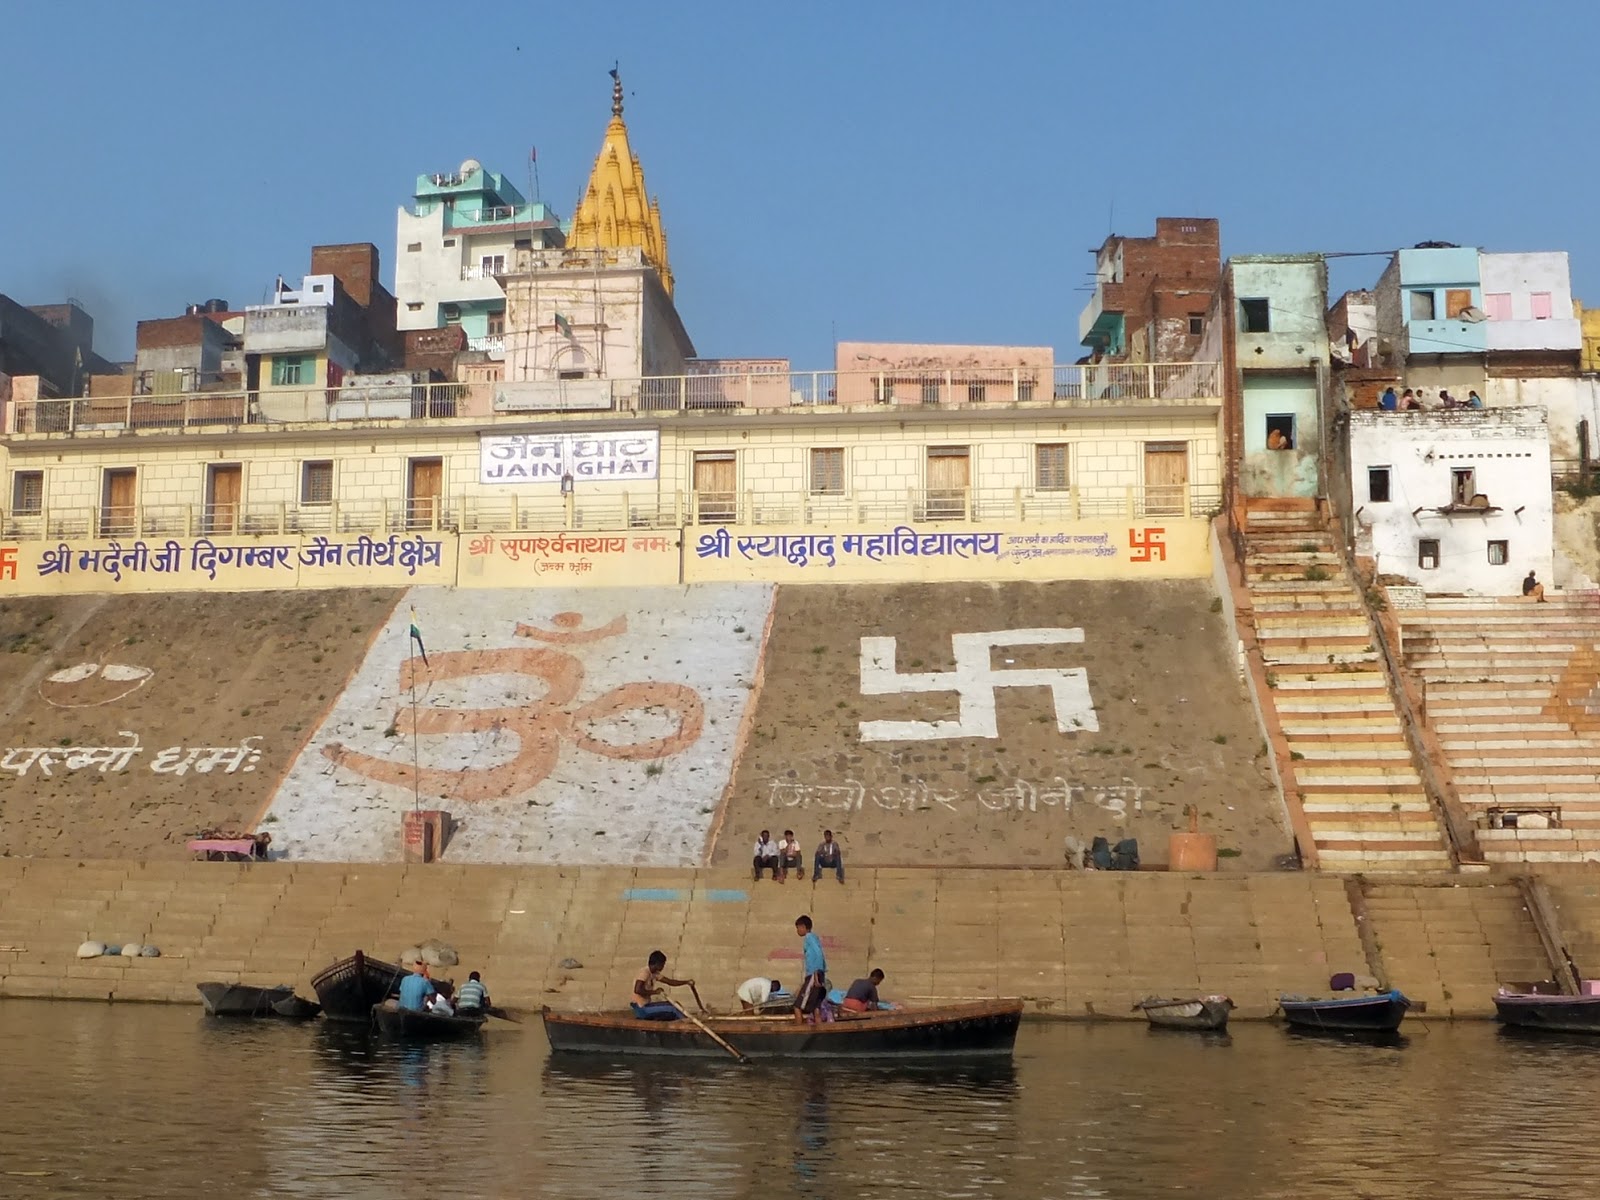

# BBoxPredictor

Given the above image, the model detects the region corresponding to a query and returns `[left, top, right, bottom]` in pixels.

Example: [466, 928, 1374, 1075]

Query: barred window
[301, 461, 333, 506]
[1036, 444, 1069, 491]
[810, 447, 845, 496]
[11, 471, 43, 514]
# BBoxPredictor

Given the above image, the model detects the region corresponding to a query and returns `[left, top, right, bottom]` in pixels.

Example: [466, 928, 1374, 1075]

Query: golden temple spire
[569, 66, 674, 295]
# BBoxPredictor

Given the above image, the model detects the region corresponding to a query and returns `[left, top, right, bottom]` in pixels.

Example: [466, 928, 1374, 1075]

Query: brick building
[1077, 218, 1222, 363]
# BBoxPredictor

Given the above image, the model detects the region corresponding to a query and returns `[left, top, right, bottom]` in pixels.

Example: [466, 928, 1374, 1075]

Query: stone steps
[1239, 505, 1454, 871]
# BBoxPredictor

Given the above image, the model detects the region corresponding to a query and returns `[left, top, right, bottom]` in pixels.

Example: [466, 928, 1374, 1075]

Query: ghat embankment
[2, 859, 1596, 1020]
[3, 578, 1598, 1019]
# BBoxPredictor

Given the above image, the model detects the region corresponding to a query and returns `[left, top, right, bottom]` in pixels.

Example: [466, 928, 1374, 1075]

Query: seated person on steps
[813, 830, 845, 884]
[753, 829, 780, 881]
[776, 829, 804, 882]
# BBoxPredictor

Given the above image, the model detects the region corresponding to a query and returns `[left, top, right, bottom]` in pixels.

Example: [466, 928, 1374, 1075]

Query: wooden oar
[669, 997, 748, 1063]
[688, 982, 709, 1013]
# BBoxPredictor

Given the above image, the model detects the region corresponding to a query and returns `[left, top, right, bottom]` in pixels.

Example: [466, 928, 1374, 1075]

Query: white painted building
[393, 159, 564, 356]
[1349, 407, 1553, 595]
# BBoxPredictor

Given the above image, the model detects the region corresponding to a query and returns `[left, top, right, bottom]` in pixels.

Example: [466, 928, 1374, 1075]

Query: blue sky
[3, 0, 1595, 364]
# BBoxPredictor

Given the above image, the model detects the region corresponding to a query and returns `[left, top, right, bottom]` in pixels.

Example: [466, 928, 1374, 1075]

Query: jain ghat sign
[479, 432, 660, 485]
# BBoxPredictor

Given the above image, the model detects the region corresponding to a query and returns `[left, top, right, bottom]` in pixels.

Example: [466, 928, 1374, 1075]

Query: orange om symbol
[322, 612, 704, 802]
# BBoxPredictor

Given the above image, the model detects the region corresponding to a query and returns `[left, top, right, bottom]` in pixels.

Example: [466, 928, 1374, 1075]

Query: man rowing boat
[632, 950, 696, 1021]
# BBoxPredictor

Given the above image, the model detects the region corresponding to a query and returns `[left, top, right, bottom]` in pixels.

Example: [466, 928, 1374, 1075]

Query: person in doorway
[793, 915, 828, 1023]
[455, 970, 490, 1013]
[813, 831, 845, 884]
[1524, 571, 1548, 603]
[842, 969, 886, 1013]
[1379, 386, 1398, 411]
[736, 976, 786, 1012]
[753, 829, 780, 882]
[632, 950, 694, 1021]
[776, 830, 804, 883]
[398, 959, 437, 1013]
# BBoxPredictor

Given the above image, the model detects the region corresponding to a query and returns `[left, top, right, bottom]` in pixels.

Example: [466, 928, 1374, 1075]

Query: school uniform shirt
[754, 838, 779, 860]
[736, 977, 774, 1006]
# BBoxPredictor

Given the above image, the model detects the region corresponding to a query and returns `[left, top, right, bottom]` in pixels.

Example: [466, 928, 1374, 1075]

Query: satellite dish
[459, 158, 482, 178]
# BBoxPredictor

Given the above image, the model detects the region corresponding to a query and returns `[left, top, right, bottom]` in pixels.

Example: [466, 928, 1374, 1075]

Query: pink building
[833, 342, 1054, 407]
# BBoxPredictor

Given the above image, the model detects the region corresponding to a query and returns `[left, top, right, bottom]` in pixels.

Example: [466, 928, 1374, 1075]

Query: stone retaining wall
[0, 861, 1570, 1020]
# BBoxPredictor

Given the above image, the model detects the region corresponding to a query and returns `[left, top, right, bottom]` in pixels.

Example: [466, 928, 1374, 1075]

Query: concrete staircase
[1399, 595, 1600, 864]
[1240, 502, 1454, 872]
[1358, 880, 1553, 1014]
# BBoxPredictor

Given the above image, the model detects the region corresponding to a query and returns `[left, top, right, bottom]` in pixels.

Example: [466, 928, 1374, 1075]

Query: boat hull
[1136, 997, 1232, 1032]
[1280, 989, 1410, 1033]
[373, 1000, 486, 1041]
[311, 952, 406, 1022]
[542, 1000, 1023, 1059]
[1495, 992, 1600, 1035]
[197, 982, 295, 1017]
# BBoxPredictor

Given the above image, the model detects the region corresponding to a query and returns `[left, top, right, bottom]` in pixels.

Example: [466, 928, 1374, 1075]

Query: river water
[2, 999, 1595, 1199]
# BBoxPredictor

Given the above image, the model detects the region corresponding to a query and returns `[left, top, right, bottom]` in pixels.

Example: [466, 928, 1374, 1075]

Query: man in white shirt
[736, 976, 786, 1011]
[776, 829, 803, 883]
[753, 829, 780, 881]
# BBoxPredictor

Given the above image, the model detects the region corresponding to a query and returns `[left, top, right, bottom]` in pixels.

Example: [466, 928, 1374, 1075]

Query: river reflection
[1, 1000, 1596, 1198]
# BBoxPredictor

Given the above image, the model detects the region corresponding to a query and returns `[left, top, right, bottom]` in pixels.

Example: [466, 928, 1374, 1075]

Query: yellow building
[1578, 298, 1600, 374]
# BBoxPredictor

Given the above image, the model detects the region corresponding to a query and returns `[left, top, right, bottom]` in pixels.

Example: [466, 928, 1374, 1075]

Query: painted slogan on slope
[263, 585, 773, 864]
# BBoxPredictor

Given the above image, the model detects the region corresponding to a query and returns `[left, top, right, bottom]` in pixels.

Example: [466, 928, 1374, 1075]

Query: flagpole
[408, 630, 420, 815]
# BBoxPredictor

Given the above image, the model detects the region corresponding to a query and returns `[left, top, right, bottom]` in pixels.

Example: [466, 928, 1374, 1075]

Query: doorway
[407, 457, 443, 529]
[101, 468, 137, 537]
[1143, 442, 1189, 515]
[693, 451, 737, 523]
[206, 463, 241, 534]
[926, 445, 971, 520]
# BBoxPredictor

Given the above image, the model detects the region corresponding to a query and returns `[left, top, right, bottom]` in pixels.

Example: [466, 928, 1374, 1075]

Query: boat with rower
[541, 998, 1023, 1059]
[372, 999, 487, 1041]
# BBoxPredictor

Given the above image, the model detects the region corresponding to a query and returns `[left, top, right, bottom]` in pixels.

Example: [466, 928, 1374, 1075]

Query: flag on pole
[409, 607, 429, 666]
[554, 311, 572, 337]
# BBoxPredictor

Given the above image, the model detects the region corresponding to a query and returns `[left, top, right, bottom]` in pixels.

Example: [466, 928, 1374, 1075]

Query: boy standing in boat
[631, 950, 695, 1021]
[793, 915, 828, 1023]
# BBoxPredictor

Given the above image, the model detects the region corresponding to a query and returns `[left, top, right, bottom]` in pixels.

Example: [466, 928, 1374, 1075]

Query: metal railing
[0, 485, 1220, 542]
[5, 362, 1221, 436]
[460, 264, 506, 280]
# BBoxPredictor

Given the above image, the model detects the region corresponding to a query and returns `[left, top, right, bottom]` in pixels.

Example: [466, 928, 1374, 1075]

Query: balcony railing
[460, 264, 507, 280]
[4, 362, 1220, 436]
[466, 335, 505, 355]
[0, 484, 1221, 542]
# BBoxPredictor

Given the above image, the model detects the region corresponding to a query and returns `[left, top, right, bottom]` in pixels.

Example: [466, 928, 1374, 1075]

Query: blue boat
[1279, 988, 1411, 1033]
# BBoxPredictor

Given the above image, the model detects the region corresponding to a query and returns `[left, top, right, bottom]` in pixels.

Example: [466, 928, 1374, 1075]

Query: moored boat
[271, 994, 323, 1021]
[1495, 983, 1600, 1035]
[197, 982, 295, 1017]
[311, 951, 406, 1022]
[541, 998, 1023, 1059]
[372, 999, 487, 1041]
[1279, 988, 1410, 1033]
[1134, 995, 1233, 1032]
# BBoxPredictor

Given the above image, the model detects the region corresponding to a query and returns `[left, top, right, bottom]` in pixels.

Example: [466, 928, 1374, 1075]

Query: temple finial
[609, 63, 622, 117]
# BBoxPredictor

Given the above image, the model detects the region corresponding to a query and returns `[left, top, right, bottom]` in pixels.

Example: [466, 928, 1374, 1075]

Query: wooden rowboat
[1134, 995, 1233, 1031]
[311, 951, 406, 1022]
[1279, 989, 1410, 1033]
[270, 994, 323, 1021]
[541, 999, 1023, 1059]
[1495, 983, 1600, 1035]
[197, 982, 295, 1017]
[372, 999, 487, 1041]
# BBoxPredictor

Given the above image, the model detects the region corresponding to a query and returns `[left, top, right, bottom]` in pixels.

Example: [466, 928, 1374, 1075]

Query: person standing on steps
[813, 830, 845, 884]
